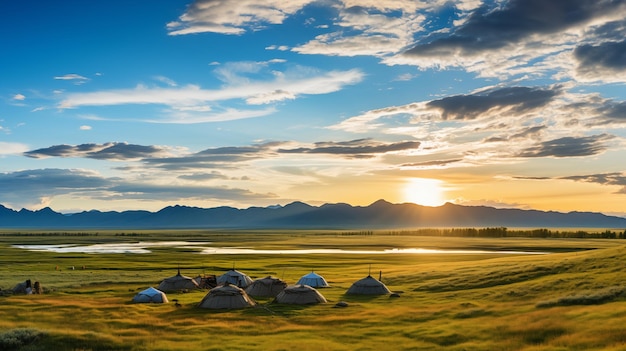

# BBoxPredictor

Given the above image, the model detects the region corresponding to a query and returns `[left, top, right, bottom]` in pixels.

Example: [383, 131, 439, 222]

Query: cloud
[561, 172, 626, 194]
[79, 125, 92, 130]
[24, 142, 173, 161]
[278, 138, 421, 158]
[167, 0, 315, 35]
[293, 4, 424, 57]
[143, 142, 284, 170]
[516, 134, 614, 158]
[178, 171, 229, 181]
[329, 85, 560, 133]
[58, 68, 364, 116]
[12, 94, 25, 101]
[400, 158, 464, 169]
[0, 168, 275, 209]
[388, 0, 626, 80]
[426, 86, 560, 120]
[0, 142, 30, 155]
[54, 74, 89, 84]
[574, 39, 626, 82]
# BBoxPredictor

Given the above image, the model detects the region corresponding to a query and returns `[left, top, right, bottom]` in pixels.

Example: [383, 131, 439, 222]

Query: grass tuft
[0, 328, 45, 351]
[536, 285, 626, 308]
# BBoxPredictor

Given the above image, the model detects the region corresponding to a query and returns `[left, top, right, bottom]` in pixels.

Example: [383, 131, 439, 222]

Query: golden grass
[1, 231, 626, 350]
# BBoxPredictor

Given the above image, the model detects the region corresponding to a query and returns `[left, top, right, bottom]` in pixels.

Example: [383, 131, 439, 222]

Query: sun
[403, 178, 447, 207]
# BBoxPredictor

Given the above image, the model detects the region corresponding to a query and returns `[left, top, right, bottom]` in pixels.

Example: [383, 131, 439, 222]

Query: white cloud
[58, 68, 364, 111]
[0, 142, 29, 155]
[79, 125, 92, 130]
[167, 0, 315, 35]
[54, 74, 89, 81]
[12, 94, 26, 101]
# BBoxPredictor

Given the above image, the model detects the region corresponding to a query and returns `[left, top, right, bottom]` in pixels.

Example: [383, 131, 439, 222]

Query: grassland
[1, 230, 626, 350]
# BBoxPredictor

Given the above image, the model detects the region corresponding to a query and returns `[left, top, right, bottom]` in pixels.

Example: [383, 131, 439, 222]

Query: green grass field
[1, 230, 625, 350]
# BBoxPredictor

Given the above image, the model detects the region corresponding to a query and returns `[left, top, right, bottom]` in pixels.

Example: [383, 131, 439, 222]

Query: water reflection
[12, 241, 547, 255]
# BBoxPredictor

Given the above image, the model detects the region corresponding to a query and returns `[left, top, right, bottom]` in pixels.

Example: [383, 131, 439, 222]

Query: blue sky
[2, 0, 626, 216]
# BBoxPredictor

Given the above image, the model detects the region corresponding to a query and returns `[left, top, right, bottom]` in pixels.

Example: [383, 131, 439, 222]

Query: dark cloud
[517, 134, 613, 158]
[562, 172, 626, 194]
[0, 168, 275, 208]
[278, 138, 420, 158]
[404, 0, 621, 57]
[0, 169, 108, 192]
[144, 142, 284, 170]
[574, 40, 626, 73]
[24, 142, 168, 160]
[427, 87, 559, 120]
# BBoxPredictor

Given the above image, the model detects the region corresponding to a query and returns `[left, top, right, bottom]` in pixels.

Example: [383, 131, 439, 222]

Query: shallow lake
[12, 241, 548, 255]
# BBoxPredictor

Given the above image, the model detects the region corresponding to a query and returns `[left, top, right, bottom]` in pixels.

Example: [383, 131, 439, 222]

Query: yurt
[245, 276, 287, 297]
[157, 269, 200, 292]
[346, 275, 391, 295]
[274, 285, 327, 305]
[296, 271, 329, 288]
[132, 287, 168, 303]
[198, 283, 256, 309]
[216, 269, 253, 288]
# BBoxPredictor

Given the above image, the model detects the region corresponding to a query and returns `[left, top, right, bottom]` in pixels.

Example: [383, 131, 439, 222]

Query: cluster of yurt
[134, 267, 393, 309]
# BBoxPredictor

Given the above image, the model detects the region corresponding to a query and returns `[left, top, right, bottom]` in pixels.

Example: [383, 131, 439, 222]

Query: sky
[2, 0, 626, 216]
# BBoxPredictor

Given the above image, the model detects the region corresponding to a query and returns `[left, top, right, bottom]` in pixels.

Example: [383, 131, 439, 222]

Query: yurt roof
[274, 284, 327, 305]
[346, 275, 391, 295]
[198, 283, 256, 309]
[216, 269, 253, 288]
[245, 276, 287, 297]
[296, 271, 329, 288]
[132, 287, 168, 303]
[157, 270, 200, 292]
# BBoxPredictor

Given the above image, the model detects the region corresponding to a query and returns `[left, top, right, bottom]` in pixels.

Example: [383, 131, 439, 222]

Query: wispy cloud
[54, 74, 89, 84]
[57, 67, 364, 118]
[12, 94, 25, 101]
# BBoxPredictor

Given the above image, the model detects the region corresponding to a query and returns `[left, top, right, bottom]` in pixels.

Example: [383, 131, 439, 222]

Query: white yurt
[198, 283, 256, 309]
[245, 276, 288, 297]
[346, 275, 391, 295]
[216, 269, 253, 288]
[296, 271, 329, 288]
[157, 269, 200, 292]
[274, 285, 327, 305]
[132, 287, 169, 303]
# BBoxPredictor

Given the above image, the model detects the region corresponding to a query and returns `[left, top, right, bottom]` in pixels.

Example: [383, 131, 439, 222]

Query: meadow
[1, 229, 626, 350]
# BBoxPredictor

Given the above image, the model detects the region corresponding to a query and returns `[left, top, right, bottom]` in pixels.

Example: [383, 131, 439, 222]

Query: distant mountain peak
[0, 200, 624, 229]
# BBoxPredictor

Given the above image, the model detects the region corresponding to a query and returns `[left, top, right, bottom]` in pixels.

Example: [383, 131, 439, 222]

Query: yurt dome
[157, 269, 200, 292]
[245, 276, 287, 297]
[346, 275, 391, 295]
[274, 285, 327, 305]
[217, 269, 253, 288]
[296, 271, 329, 288]
[132, 287, 168, 303]
[198, 283, 256, 309]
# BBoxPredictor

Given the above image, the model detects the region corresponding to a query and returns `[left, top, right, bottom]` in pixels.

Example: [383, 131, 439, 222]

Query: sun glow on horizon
[403, 178, 447, 207]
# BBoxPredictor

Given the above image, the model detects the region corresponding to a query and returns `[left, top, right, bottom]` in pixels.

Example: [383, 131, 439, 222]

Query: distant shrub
[536, 286, 626, 308]
[0, 328, 45, 350]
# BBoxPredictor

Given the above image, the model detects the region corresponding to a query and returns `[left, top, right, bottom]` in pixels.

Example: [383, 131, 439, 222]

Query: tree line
[381, 227, 626, 239]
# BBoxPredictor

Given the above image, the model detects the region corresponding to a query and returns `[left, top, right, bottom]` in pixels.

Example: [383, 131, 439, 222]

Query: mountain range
[1, 200, 626, 229]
